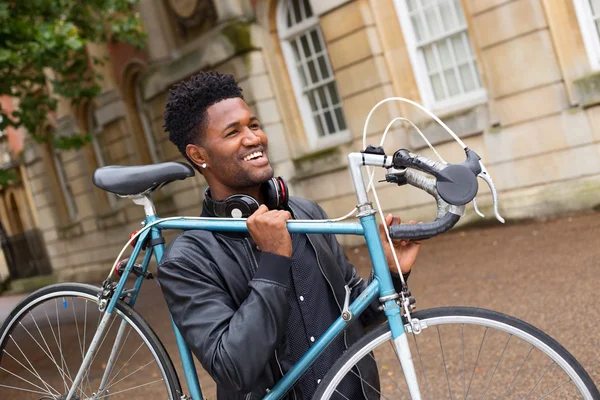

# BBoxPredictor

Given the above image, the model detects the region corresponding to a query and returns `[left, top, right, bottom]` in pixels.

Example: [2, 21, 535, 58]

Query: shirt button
[299, 296, 304, 301]
[317, 379, 321, 384]
[310, 336, 315, 342]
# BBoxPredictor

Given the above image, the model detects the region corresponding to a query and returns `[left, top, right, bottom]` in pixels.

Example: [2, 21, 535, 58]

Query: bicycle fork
[65, 310, 114, 400]
[386, 302, 423, 400]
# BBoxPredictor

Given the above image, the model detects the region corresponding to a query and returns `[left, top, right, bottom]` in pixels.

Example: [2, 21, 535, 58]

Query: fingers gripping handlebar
[386, 168, 465, 240]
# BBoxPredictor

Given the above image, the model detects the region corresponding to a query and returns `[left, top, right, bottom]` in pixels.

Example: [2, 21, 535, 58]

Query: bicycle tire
[0, 282, 183, 400]
[313, 307, 599, 400]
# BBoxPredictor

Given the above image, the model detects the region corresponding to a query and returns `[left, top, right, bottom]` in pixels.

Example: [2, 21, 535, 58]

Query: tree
[0, 0, 146, 152]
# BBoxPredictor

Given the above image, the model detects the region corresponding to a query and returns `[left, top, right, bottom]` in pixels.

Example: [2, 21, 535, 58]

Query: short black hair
[163, 71, 244, 171]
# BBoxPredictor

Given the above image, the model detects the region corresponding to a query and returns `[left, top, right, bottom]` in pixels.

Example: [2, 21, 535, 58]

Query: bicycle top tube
[155, 218, 365, 235]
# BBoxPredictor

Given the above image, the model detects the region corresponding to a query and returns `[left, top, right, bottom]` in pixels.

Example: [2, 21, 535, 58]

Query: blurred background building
[3, 0, 600, 284]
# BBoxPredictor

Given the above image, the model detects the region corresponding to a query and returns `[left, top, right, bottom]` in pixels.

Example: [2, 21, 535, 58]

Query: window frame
[573, 0, 600, 71]
[393, 0, 487, 115]
[87, 105, 119, 209]
[51, 149, 78, 222]
[277, 0, 351, 149]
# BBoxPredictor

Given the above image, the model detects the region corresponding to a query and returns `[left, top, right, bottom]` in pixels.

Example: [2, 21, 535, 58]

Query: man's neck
[208, 182, 263, 204]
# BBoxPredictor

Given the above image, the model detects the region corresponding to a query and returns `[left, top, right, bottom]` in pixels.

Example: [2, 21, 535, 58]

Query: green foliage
[0, 168, 17, 188]
[0, 0, 146, 149]
[222, 22, 254, 54]
[53, 132, 92, 150]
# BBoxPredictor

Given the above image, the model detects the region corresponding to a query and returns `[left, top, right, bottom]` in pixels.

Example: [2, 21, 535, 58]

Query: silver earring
[201, 163, 207, 169]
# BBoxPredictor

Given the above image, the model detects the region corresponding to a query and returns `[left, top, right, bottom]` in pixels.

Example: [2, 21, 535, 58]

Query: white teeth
[244, 151, 262, 161]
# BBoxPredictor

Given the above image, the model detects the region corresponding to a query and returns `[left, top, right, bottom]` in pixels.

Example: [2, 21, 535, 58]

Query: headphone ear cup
[261, 178, 279, 210]
[261, 176, 289, 210]
[224, 195, 260, 218]
[277, 176, 289, 208]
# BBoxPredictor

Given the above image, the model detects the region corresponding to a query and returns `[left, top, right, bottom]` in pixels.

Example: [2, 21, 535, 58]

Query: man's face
[199, 98, 273, 193]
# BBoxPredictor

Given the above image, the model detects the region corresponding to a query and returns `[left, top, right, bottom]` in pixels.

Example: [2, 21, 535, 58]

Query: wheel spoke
[369, 345, 406, 396]
[72, 299, 84, 360]
[104, 359, 157, 391]
[522, 361, 555, 400]
[0, 365, 57, 396]
[465, 327, 488, 399]
[0, 382, 56, 396]
[56, 298, 74, 389]
[499, 345, 534, 400]
[16, 322, 88, 399]
[411, 331, 432, 400]
[480, 334, 512, 400]
[43, 304, 72, 392]
[534, 378, 571, 400]
[105, 340, 143, 389]
[461, 324, 466, 400]
[437, 326, 453, 400]
[83, 299, 88, 356]
[12, 328, 72, 390]
[346, 366, 392, 400]
[82, 312, 119, 374]
[103, 324, 134, 389]
[2, 349, 61, 396]
[28, 310, 67, 392]
[96, 378, 165, 397]
[333, 388, 351, 400]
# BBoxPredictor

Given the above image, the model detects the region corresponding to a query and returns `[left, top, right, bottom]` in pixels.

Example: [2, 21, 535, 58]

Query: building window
[277, 0, 349, 148]
[52, 149, 78, 221]
[394, 0, 486, 113]
[573, 0, 600, 70]
[87, 105, 118, 208]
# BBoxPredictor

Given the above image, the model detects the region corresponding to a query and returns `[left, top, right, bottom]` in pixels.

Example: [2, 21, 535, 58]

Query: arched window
[277, 0, 349, 148]
[394, 0, 486, 113]
[122, 64, 160, 165]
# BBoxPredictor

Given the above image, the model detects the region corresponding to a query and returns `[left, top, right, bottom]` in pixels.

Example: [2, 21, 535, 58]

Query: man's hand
[379, 214, 421, 275]
[247, 205, 293, 258]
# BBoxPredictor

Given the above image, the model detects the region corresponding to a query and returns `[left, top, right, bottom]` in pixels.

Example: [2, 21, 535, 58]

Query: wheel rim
[320, 312, 595, 400]
[0, 289, 176, 400]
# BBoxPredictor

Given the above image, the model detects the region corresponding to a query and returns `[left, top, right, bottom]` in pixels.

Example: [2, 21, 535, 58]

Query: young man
[158, 71, 421, 400]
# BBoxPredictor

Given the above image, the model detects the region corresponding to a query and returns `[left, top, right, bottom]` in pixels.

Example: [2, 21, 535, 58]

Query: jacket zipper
[245, 238, 259, 274]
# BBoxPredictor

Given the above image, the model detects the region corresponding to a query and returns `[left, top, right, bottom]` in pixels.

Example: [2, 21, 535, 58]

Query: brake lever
[476, 161, 505, 223]
[473, 197, 485, 218]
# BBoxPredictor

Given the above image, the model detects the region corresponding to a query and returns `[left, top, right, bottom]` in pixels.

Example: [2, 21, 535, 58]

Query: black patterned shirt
[284, 231, 365, 399]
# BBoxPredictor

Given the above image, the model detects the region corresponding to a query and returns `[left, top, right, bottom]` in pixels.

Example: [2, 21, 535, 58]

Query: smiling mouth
[243, 151, 263, 161]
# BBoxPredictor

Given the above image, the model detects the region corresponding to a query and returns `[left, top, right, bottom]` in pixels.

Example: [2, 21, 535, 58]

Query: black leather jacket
[158, 197, 407, 399]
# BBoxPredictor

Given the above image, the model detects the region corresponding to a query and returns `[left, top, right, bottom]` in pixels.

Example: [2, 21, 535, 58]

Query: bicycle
[1, 118, 598, 399]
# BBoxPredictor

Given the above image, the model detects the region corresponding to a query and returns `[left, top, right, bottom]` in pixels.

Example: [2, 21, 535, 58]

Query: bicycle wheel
[314, 307, 599, 400]
[0, 283, 182, 400]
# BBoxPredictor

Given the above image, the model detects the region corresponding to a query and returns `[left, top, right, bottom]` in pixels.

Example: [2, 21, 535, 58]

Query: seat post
[131, 195, 157, 218]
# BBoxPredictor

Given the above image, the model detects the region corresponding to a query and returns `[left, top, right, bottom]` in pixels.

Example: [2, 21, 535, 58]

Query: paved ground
[1, 210, 600, 399]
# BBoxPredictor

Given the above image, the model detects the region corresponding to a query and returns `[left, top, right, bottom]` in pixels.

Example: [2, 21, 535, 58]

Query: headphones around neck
[204, 176, 289, 218]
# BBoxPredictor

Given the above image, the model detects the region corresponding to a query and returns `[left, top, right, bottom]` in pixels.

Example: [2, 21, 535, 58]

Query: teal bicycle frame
[70, 152, 422, 400]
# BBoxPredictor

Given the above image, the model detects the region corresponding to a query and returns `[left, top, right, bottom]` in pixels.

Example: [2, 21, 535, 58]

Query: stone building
[0, 96, 50, 285]
[9, 0, 600, 282]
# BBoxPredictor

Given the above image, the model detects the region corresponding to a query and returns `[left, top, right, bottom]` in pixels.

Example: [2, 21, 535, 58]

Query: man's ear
[186, 144, 207, 169]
